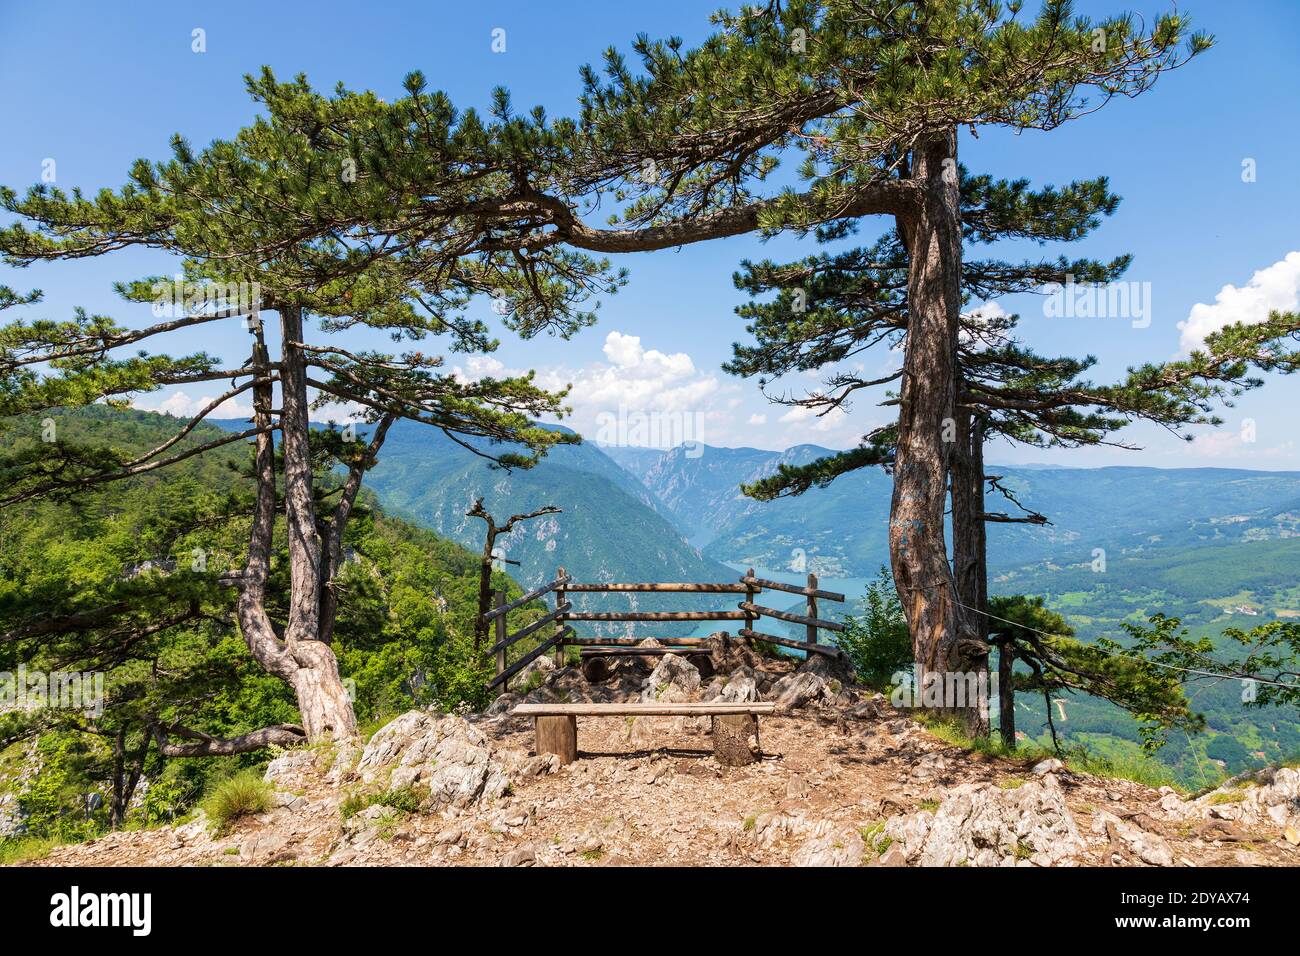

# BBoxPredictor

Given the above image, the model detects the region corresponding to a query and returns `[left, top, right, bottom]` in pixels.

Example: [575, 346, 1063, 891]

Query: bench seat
[511, 701, 773, 765]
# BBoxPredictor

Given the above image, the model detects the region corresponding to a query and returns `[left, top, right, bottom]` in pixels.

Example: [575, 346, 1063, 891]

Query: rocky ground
[16, 636, 1300, 868]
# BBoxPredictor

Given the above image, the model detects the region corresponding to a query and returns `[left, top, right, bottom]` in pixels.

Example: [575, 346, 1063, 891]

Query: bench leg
[711, 714, 757, 766]
[535, 715, 577, 764]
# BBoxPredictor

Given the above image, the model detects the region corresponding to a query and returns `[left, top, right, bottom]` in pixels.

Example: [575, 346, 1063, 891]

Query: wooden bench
[512, 701, 776, 766]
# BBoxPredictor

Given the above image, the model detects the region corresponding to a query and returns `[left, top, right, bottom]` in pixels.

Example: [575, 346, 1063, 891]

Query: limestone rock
[354, 711, 511, 809]
[770, 672, 830, 711]
[263, 749, 318, 788]
[716, 675, 760, 704]
[792, 825, 865, 867]
[883, 777, 1086, 867]
[501, 844, 537, 867]
[1093, 811, 1176, 867]
[797, 651, 854, 690]
[1181, 768, 1300, 837]
[641, 654, 702, 702]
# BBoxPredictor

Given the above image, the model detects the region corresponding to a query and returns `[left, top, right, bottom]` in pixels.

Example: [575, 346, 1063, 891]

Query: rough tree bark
[889, 130, 984, 721]
[949, 407, 991, 735]
[229, 312, 358, 743]
[950, 409, 987, 641]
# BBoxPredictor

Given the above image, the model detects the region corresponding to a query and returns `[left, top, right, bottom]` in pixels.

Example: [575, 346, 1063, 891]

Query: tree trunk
[474, 528, 498, 654]
[950, 409, 987, 641]
[949, 408, 991, 735]
[234, 313, 358, 744]
[108, 728, 148, 829]
[278, 305, 357, 741]
[889, 130, 982, 719]
[998, 638, 1016, 750]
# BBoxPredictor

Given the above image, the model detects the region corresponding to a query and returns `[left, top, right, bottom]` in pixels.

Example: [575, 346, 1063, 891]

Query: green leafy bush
[836, 567, 911, 687]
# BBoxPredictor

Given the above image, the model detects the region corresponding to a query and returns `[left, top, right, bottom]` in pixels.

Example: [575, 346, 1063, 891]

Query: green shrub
[0, 836, 62, 865]
[836, 567, 912, 688]
[340, 786, 422, 819]
[200, 771, 274, 830]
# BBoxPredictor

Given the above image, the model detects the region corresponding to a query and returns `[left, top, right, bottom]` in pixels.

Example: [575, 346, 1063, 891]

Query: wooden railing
[486, 565, 846, 690]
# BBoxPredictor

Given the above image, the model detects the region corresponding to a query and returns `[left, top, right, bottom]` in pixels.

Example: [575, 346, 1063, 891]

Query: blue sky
[2, 0, 1299, 467]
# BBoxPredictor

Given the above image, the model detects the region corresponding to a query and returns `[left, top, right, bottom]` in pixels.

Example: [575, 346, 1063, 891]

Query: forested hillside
[0, 407, 534, 842]
[355, 421, 739, 634]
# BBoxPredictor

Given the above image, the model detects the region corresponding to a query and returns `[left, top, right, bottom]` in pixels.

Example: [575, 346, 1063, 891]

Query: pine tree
[0, 76, 596, 745]
[437, 0, 1210, 701]
[721, 172, 1300, 728]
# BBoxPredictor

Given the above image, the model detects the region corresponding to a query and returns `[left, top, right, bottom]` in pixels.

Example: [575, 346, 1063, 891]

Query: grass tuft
[200, 770, 274, 831]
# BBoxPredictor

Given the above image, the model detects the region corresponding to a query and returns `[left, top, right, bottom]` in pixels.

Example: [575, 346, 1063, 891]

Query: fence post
[553, 566, 567, 668]
[494, 589, 507, 691]
[806, 572, 818, 649]
[743, 567, 755, 639]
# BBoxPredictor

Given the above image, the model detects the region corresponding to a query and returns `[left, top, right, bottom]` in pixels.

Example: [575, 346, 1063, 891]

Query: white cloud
[1178, 251, 1300, 353]
[134, 390, 256, 421]
[1185, 427, 1295, 461]
[454, 330, 738, 448]
[747, 413, 767, 426]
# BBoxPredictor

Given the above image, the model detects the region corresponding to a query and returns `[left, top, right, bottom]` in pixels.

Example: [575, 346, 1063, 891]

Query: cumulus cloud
[454, 330, 738, 448]
[1178, 251, 1300, 354]
[747, 413, 767, 426]
[134, 390, 256, 421]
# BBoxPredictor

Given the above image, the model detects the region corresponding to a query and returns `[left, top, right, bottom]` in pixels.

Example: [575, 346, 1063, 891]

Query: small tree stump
[535, 715, 577, 764]
[711, 714, 757, 766]
[581, 655, 613, 684]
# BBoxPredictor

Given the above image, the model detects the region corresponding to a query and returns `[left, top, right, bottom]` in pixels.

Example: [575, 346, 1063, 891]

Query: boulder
[263, 749, 319, 788]
[797, 651, 855, 690]
[1092, 811, 1176, 867]
[486, 692, 522, 716]
[770, 671, 831, 711]
[1180, 767, 1300, 836]
[883, 776, 1086, 867]
[715, 675, 761, 704]
[641, 654, 702, 702]
[354, 711, 511, 809]
[791, 825, 866, 867]
[500, 844, 538, 867]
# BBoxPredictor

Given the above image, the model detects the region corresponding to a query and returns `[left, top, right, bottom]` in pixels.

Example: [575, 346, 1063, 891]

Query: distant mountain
[603, 442, 1300, 579]
[352, 422, 739, 635]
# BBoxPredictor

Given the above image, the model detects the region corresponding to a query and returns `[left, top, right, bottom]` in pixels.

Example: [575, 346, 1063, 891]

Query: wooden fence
[485, 565, 845, 691]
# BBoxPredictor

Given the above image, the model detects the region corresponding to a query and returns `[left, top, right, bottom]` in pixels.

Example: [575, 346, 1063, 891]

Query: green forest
[0, 407, 550, 842]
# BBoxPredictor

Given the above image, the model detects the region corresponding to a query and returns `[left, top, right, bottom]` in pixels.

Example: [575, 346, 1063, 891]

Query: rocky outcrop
[1160, 767, 1300, 844]
[353, 711, 512, 810]
[791, 823, 867, 867]
[770, 671, 833, 711]
[1092, 810, 1176, 866]
[879, 777, 1087, 867]
[641, 655, 702, 702]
